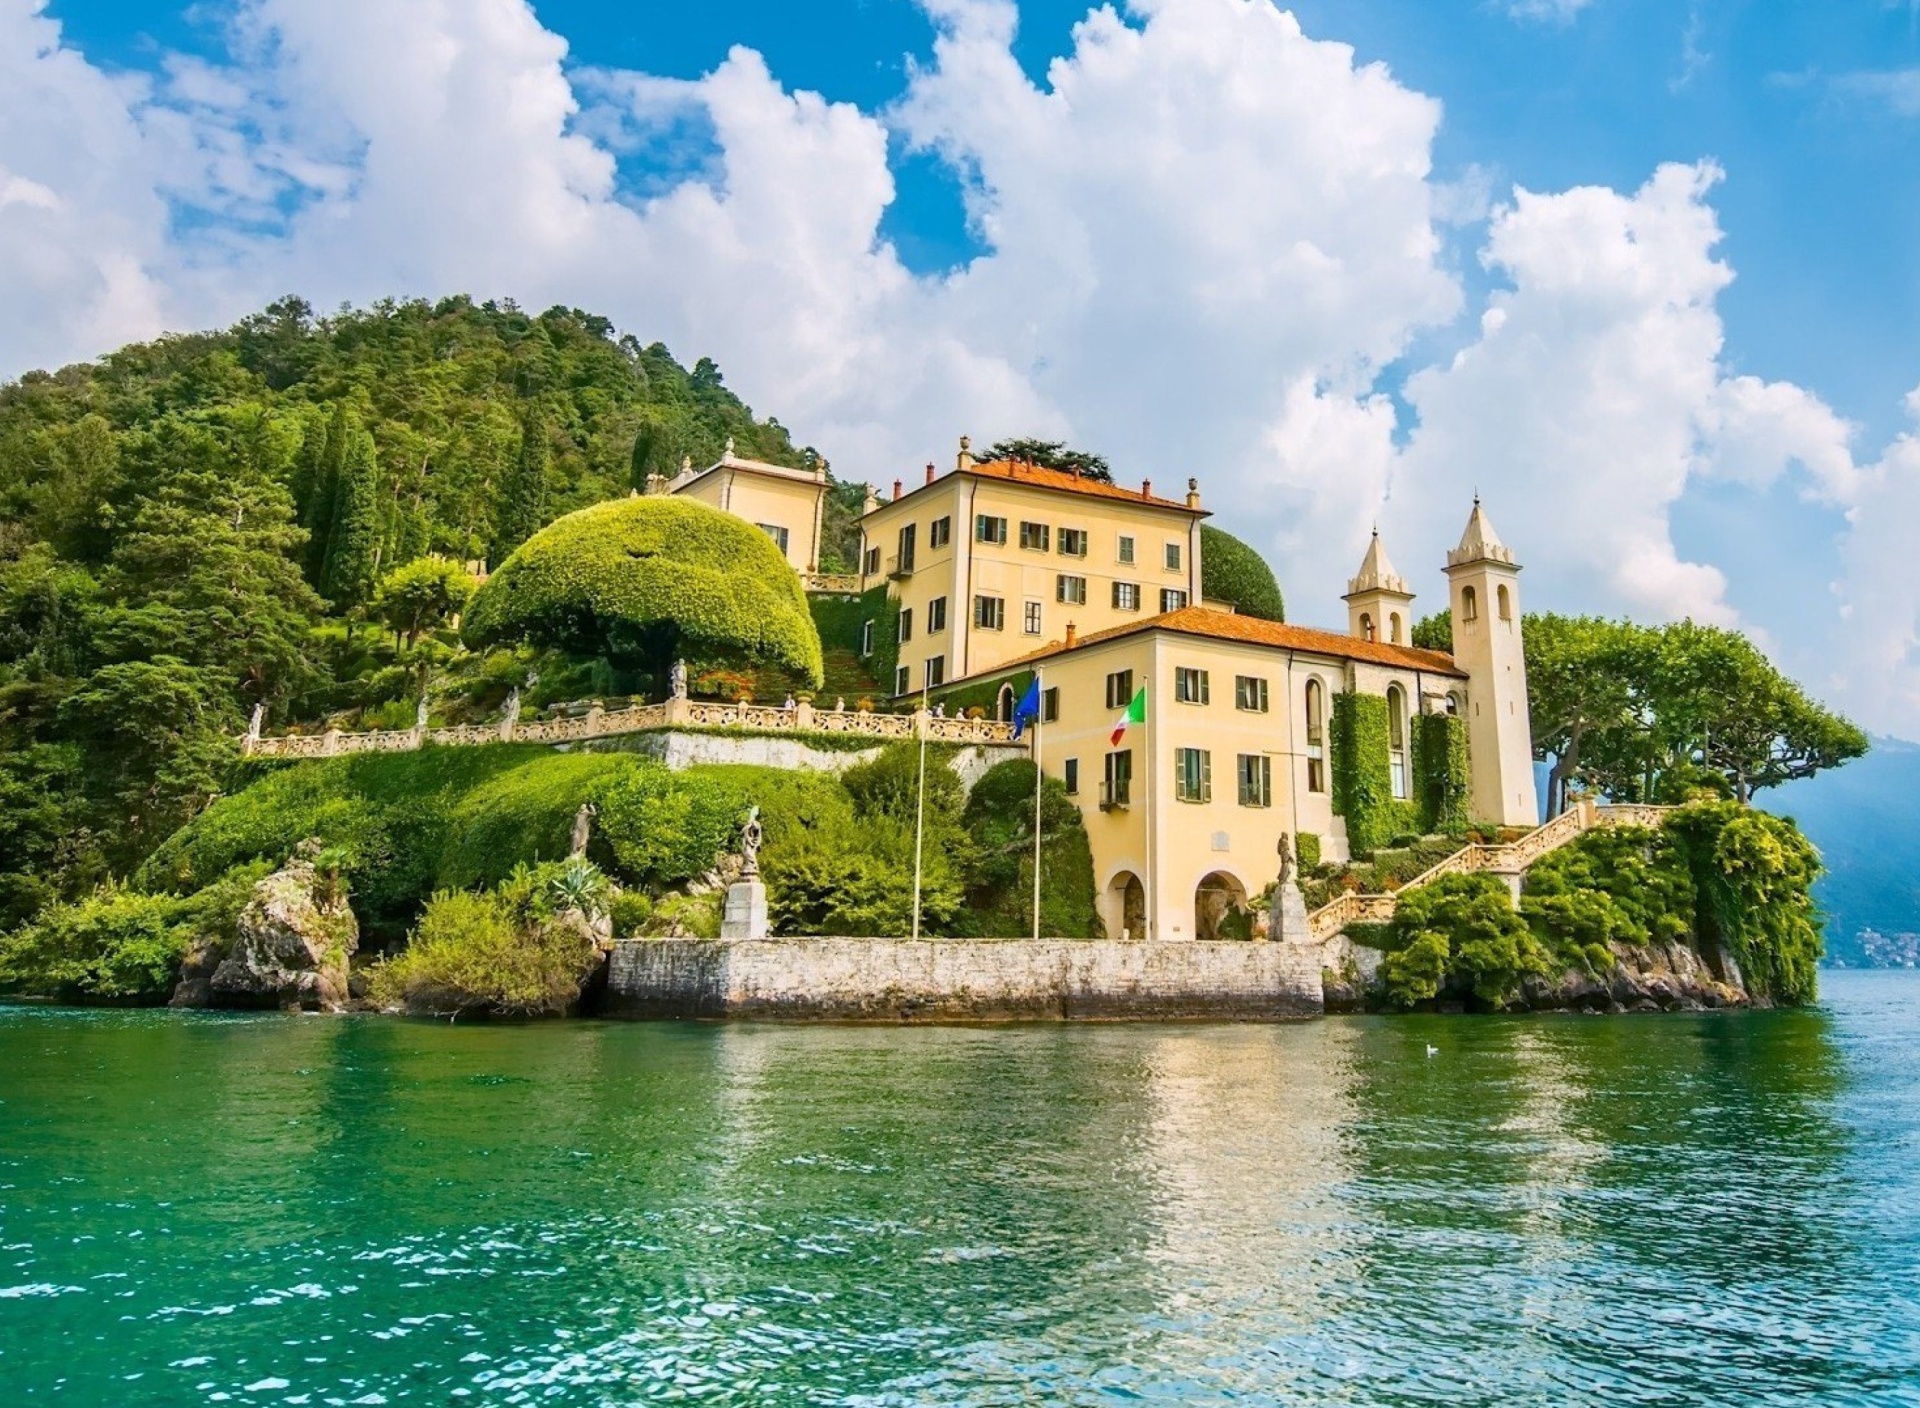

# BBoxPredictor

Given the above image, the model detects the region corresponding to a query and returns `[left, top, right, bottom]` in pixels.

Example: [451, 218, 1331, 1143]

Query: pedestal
[1274, 881, 1313, 945]
[721, 880, 769, 939]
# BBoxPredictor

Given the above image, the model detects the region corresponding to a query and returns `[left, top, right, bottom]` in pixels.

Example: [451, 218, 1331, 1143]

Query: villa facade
[655, 443, 830, 575]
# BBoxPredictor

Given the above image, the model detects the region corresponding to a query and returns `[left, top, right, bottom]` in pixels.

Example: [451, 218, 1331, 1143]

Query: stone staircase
[1306, 798, 1673, 941]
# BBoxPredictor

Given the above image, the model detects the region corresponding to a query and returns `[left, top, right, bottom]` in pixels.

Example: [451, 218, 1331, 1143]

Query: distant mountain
[1763, 736, 1920, 967]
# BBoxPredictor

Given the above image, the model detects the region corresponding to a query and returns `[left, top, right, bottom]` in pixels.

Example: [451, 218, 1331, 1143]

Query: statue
[503, 685, 521, 730]
[247, 702, 265, 743]
[835, 697, 845, 712]
[415, 693, 430, 732]
[739, 805, 763, 878]
[783, 693, 796, 710]
[570, 802, 597, 859]
[669, 658, 689, 701]
[1277, 832, 1296, 890]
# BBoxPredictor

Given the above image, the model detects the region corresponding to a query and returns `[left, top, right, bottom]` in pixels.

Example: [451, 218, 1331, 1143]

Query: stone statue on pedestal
[247, 703, 265, 744]
[723, 805, 769, 938]
[739, 805, 763, 877]
[670, 658, 689, 700]
[415, 693, 430, 733]
[570, 802, 597, 859]
[1272, 831, 1311, 945]
[503, 686, 521, 731]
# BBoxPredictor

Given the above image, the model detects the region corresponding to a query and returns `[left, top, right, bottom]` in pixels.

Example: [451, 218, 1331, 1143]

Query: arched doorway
[996, 683, 1016, 722]
[1105, 870, 1147, 941]
[1195, 871, 1250, 941]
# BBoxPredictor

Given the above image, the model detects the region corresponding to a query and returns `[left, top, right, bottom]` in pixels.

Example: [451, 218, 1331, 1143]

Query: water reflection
[1, 985, 1918, 1406]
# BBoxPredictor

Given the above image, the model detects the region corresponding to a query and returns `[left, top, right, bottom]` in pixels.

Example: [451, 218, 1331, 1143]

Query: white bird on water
[1425, 1044, 1439, 1058]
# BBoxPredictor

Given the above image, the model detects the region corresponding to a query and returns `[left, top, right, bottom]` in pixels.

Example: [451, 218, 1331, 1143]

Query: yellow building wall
[676, 469, 825, 573]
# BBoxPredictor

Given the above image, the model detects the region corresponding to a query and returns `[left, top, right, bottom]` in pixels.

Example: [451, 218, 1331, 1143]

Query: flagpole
[911, 674, 928, 942]
[1031, 668, 1044, 942]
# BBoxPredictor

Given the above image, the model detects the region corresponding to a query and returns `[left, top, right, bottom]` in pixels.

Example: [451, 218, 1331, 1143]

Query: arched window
[1389, 612, 1404, 645]
[1304, 678, 1327, 794]
[1460, 585, 1479, 624]
[1359, 611, 1376, 642]
[1445, 690, 1462, 717]
[1387, 685, 1409, 801]
[1497, 583, 1512, 622]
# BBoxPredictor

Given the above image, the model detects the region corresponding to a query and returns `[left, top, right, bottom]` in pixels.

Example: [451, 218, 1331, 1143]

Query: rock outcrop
[1323, 935, 1753, 1014]
[206, 841, 358, 1011]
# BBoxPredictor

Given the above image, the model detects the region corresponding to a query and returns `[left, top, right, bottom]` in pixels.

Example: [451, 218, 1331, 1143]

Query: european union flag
[1010, 676, 1042, 739]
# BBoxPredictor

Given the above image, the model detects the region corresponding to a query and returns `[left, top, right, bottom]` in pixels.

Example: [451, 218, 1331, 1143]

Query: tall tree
[1522, 615, 1645, 816]
[983, 437, 1113, 482]
[321, 424, 382, 613]
[299, 404, 347, 587]
[494, 401, 550, 565]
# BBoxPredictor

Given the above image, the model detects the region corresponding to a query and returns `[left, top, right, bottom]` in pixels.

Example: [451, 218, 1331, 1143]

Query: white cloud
[1832, 68, 1920, 117]
[1496, 0, 1596, 24]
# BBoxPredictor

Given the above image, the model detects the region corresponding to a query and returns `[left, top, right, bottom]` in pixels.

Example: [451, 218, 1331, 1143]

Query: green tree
[372, 556, 479, 649]
[494, 401, 550, 565]
[321, 422, 382, 613]
[1524, 615, 1646, 816]
[983, 437, 1113, 482]
[1199, 524, 1285, 621]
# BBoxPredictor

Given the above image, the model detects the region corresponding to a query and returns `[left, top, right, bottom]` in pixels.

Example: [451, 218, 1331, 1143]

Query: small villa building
[655, 441, 830, 576]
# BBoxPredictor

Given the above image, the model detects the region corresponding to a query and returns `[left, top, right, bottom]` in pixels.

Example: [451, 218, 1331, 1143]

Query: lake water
[4, 972, 1920, 1406]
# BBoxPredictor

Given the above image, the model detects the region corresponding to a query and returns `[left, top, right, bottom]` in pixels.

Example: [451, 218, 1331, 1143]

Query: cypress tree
[494, 402, 550, 565]
[300, 404, 349, 587]
[322, 425, 382, 612]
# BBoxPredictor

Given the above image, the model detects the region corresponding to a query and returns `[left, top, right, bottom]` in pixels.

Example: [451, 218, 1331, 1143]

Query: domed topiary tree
[1201, 524, 1285, 622]
[464, 496, 824, 689]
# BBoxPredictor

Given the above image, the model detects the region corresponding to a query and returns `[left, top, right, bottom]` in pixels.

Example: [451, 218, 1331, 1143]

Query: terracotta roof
[865, 459, 1207, 517]
[988, 605, 1466, 679]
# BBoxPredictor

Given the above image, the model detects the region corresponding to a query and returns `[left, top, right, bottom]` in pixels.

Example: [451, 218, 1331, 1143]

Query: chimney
[925, 462, 935, 486]
[1065, 622, 1078, 647]
[892, 479, 902, 501]
[1186, 477, 1201, 511]
[1142, 478, 1152, 499]
[957, 434, 974, 474]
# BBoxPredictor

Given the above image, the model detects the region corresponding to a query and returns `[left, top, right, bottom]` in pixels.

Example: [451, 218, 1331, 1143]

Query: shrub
[641, 891, 723, 939]
[1295, 832, 1322, 871]
[608, 890, 654, 936]
[1666, 801, 1823, 1004]
[1413, 713, 1471, 835]
[463, 495, 824, 688]
[1378, 873, 1549, 1009]
[1200, 524, 1285, 621]
[1, 885, 196, 1003]
[597, 761, 850, 893]
[957, 759, 1100, 938]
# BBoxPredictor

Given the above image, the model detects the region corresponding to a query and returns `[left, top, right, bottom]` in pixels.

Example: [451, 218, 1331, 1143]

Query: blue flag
[1011, 676, 1042, 739]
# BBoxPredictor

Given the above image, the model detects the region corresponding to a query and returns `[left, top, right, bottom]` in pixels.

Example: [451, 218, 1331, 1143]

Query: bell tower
[1343, 529, 1415, 645]
[1444, 498, 1538, 826]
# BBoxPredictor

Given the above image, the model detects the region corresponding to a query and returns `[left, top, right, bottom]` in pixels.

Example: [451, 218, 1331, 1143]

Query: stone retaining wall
[604, 938, 1325, 1021]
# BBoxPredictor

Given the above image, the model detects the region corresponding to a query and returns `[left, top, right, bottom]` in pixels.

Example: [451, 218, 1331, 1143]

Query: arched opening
[1389, 611, 1404, 644]
[1497, 583, 1512, 622]
[1304, 677, 1327, 793]
[996, 683, 1016, 722]
[1359, 611, 1376, 642]
[1460, 585, 1479, 624]
[1445, 690, 1463, 718]
[1195, 871, 1251, 941]
[1387, 685, 1409, 801]
[1105, 871, 1147, 942]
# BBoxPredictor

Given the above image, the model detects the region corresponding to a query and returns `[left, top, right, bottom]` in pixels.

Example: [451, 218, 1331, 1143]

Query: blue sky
[9, 0, 1920, 736]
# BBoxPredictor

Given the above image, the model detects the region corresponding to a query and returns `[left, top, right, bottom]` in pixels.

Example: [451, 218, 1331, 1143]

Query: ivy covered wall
[1413, 713, 1472, 836]
[1330, 691, 1416, 855]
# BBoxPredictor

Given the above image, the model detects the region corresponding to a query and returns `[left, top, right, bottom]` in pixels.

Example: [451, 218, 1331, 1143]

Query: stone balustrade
[242, 696, 1019, 759]
[1308, 798, 1673, 940]
[802, 572, 862, 594]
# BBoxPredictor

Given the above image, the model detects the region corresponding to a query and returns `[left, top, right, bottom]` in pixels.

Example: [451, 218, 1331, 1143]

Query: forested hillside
[0, 296, 822, 926]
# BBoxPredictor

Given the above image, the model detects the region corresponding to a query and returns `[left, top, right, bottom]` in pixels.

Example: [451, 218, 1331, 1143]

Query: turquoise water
[4, 973, 1920, 1405]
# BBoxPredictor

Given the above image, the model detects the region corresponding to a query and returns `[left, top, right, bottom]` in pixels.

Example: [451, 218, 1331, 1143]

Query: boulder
[209, 840, 358, 1011]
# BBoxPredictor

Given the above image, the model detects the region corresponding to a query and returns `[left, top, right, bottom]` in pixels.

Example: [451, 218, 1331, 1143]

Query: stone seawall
[604, 938, 1325, 1021]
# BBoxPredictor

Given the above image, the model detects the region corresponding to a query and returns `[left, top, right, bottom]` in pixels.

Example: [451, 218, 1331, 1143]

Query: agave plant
[546, 857, 611, 922]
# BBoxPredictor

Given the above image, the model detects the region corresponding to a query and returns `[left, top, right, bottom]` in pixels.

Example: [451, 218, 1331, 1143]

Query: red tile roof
[992, 606, 1466, 678]
[868, 459, 1207, 517]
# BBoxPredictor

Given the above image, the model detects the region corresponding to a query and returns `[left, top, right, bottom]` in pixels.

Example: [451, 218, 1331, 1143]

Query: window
[974, 594, 1005, 630]
[925, 656, 946, 688]
[1461, 585, 1479, 623]
[1388, 685, 1409, 801]
[1175, 667, 1210, 704]
[898, 608, 913, 644]
[1305, 678, 1327, 794]
[1174, 747, 1212, 803]
[1117, 535, 1136, 565]
[1237, 754, 1272, 808]
[1160, 588, 1189, 613]
[1056, 574, 1087, 605]
[1105, 670, 1135, 709]
[1235, 675, 1269, 713]
[1102, 750, 1132, 809]
[1023, 600, 1043, 635]
[863, 545, 881, 576]
[929, 516, 951, 549]
[1165, 541, 1183, 571]
[895, 523, 916, 574]
[1043, 686, 1060, 723]
[927, 596, 948, 633]
[1113, 581, 1141, 611]
[1059, 528, 1088, 557]
[976, 514, 1008, 545]
[894, 664, 910, 695]
[1498, 583, 1513, 621]
[1063, 757, 1080, 795]
[1359, 611, 1376, 642]
[1019, 521, 1051, 551]
[861, 620, 875, 657]
[758, 523, 790, 555]
[1389, 612, 1403, 645]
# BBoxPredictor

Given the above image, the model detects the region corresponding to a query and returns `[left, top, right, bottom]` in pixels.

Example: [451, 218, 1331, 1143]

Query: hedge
[1200, 524, 1285, 621]
[464, 495, 824, 688]
[1330, 691, 1416, 855]
[1413, 713, 1471, 835]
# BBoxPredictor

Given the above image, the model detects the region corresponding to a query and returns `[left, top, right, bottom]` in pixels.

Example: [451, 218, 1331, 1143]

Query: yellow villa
[655, 439, 831, 576]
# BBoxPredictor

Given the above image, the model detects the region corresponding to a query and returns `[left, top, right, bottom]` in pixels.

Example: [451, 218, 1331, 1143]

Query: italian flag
[1110, 686, 1146, 746]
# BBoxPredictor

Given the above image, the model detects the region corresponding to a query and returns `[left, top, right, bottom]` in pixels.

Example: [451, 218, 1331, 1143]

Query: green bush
[598, 761, 851, 893]
[1524, 824, 1694, 945]
[0, 886, 190, 1002]
[437, 751, 633, 889]
[958, 759, 1101, 938]
[641, 891, 723, 939]
[1413, 713, 1471, 834]
[1666, 801, 1823, 1004]
[608, 890, 654, 936]
[1295, 832, 1322, 870]
[1200, 524, 1285, 621]
[464, 495, 823, 688]
[1379, 873, 1550, 1009]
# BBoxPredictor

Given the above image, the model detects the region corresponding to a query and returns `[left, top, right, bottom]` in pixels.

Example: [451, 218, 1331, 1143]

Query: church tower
[1444, 499, 1538, 826]
[1344, 529, 1415, 645]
